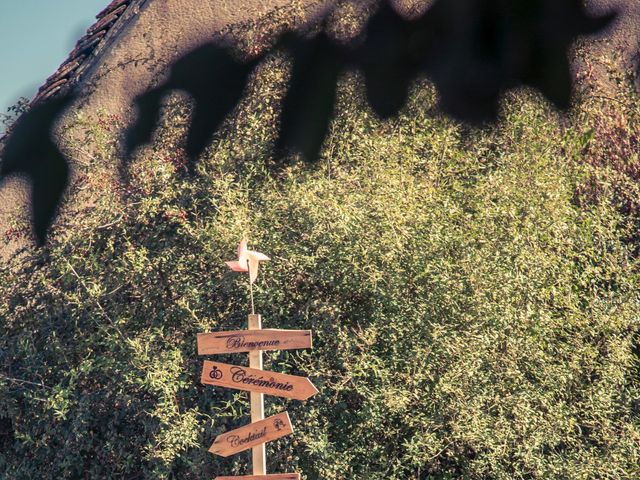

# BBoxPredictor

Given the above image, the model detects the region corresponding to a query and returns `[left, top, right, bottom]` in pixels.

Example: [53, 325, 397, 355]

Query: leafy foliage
[572, 44, 640, 247]
[0, 94, 76, 245]
[0, 97, 30, 132]
[1, 53, 640, 478]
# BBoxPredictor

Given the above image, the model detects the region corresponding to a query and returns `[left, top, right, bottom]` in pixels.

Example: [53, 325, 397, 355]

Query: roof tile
[28, 0, 140, 107]
[89, 4, 128, 34]
[97, 0, 131, 20]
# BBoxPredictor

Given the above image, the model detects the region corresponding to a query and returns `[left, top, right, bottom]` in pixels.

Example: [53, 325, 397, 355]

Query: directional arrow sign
[198, 329, 312, 355]
[210, 412, 293, 457]
[215, 475, 300, 480]
[201, 361, 319, 400]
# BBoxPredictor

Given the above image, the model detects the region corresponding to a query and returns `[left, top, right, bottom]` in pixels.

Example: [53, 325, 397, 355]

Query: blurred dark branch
[0, 0, 619, 246]
[0, 93, 76, 245]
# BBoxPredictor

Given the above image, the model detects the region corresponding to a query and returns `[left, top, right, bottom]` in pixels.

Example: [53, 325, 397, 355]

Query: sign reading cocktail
[209, 412, 294, 457]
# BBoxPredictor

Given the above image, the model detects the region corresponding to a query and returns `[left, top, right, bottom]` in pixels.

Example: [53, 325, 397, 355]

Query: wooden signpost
[198, 240, 318, 479]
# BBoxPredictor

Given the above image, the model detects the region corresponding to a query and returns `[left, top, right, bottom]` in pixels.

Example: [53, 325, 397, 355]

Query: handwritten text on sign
[198, 329, 312, 355]
[209, 412, 293, 457]
[215, 474, 300, 480]
[201, 361, 318, 400]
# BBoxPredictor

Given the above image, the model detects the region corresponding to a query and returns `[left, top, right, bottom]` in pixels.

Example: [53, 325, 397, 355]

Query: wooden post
[248, 314, 266, 475]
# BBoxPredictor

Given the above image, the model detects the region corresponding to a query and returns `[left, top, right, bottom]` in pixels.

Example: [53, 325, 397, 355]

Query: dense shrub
[572, 44, 640, 246]
[1, 54, 640, 479]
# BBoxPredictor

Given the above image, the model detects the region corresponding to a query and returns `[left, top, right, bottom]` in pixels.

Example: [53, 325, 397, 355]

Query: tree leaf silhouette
[118, 0, 622, 163]
[277, 33, 345, 162]
[1, 0, 620, 245]
[124, 87, 166, 156]
[414, 0, 616, 122]
[356, 5, 421, 119]
[125, 44, 259, 171]
[0, 93, 75, 245]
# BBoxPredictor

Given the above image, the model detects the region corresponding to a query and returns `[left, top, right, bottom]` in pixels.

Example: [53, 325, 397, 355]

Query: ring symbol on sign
[209, 366, 223, 380]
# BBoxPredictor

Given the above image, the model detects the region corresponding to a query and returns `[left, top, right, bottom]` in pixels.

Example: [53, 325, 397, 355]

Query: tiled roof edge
[0, 0, 146, 151]
[31, 0, 147, 105]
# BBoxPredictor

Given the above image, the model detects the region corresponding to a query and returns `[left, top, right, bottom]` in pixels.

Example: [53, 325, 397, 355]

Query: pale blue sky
[0, 0, 107, 116]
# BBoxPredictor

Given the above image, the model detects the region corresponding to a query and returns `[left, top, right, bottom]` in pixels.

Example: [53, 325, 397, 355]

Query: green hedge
[1, 57, 640, 479]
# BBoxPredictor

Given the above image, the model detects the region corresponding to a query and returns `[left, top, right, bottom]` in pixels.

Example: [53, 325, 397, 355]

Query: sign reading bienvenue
[198, 329, 312, 355]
